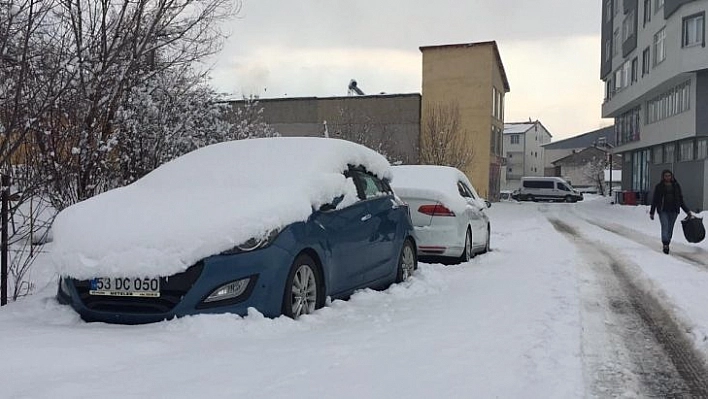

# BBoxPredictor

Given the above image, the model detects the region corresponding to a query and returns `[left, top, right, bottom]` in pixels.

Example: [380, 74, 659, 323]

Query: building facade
[419, 42, 510, 200]
[228, 94, 422, 164]
[502, 121, 552, 190]
[542, 125, 617, 175]
[601, 0, 708, 210]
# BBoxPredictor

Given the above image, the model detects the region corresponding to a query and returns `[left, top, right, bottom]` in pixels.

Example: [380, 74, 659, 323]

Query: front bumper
[57, 244, 295, 324]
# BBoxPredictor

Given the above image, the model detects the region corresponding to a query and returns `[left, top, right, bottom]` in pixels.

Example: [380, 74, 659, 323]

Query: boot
[662, 244, 670, 254]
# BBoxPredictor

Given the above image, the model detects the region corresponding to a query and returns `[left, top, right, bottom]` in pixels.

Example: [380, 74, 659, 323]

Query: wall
[421, 43, 501, 199]
[231, 94, 421, 164]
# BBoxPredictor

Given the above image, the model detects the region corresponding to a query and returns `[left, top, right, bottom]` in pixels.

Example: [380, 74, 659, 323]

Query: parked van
[514, 177, 583, 203]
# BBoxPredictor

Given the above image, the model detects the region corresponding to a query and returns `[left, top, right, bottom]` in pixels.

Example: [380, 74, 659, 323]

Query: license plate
[89, 277, 161, 297]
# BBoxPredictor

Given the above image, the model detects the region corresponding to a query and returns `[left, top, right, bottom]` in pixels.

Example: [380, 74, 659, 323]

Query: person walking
[649, 169, 693, 254]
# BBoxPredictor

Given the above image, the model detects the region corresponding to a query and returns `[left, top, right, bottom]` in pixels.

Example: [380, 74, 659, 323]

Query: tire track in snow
[550, 218, 708, 398]
[579, 217, 708, 269]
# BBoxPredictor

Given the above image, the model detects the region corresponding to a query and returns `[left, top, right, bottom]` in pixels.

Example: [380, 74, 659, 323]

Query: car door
[350, 170, 400, 283]
[458, 181, 487, 249]
[308, 175, 372, 295]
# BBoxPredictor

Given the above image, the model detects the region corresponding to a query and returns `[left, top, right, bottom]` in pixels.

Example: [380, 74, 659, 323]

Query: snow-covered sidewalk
[0, 196, 706, 398]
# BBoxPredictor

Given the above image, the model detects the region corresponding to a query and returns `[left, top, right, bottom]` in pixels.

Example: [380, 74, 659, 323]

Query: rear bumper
[413, 223, 464, 258]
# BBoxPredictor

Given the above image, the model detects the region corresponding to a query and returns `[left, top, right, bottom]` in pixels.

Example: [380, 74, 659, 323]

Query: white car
[391, 165, 491, 262]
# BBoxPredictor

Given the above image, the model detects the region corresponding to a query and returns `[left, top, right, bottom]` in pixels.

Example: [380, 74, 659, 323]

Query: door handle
[361, 214, 372, 221]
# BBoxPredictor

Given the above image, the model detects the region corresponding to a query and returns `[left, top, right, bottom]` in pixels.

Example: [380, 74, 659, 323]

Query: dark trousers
[658, 211, 679, 245]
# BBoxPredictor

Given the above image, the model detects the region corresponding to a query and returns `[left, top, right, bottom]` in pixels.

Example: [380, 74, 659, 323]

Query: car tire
[529, 195, 537, 202]
[565, 195, 574, 203]
[459, 228, 473, 262]
[396, 239, 417, 283]
[282, 253, 324, 319]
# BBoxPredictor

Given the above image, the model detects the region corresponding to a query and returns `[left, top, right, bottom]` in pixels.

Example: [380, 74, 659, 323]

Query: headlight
[57, 277, 72, 299]
[221, 228, 280, 255]
[202, 277, 252, 303]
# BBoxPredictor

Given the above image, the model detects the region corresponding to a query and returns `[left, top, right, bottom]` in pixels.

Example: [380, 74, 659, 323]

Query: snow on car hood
[51, 137, 392, 279]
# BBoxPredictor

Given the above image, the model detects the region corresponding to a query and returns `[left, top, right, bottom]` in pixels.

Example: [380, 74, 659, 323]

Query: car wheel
[396, 239, 417, 283]
[282, 253, 323, 319]
[565, 195, 573, 203]
[529, 195, 537, 202]
[459, 228, 473, 262]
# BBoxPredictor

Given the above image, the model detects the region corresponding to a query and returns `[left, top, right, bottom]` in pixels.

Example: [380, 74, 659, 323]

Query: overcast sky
[207, 0, 613, 140]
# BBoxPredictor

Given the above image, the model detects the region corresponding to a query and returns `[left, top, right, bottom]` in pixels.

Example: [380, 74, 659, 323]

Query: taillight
[418, 204, 455, 217]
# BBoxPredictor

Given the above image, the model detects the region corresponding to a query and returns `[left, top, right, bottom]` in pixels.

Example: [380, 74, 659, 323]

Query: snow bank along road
[541, 203, 708, 398]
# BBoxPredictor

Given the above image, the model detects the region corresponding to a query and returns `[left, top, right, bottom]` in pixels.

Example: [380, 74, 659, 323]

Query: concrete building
[542, 125, 617, 174]
[228, 94, 422, 164]
[230, 41, 510, 201]
[502, 121, 552, 190]
[551, 146, 622, 193]
[601, 0, 708, 210]
[419, 42, 511, 200]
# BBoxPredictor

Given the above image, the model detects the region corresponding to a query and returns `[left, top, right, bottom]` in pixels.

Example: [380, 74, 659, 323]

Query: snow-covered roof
[51, 137, 392, 279]
[504, 123, 534, 134]
[390, 165, 482, 214]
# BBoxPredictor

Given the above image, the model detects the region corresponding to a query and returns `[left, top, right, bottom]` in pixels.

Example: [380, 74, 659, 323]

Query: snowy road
[1, 197, 707, 398]
[547, 214, 708, 397]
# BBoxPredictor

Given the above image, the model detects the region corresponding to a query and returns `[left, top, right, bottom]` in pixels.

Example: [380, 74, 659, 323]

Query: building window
[605, 79, 613, 100]
[615, 107, 641, 145]
[653, 145, 663, 164]
[605, 39, 612, 60]
[679, 141, 694, 161]
[511, 135, 519, 144]
[683, 13, 705, 47]
[508, 168, 513, 174]
[613, 28, 620, 56]
[631, 58, 638, 83]
[697, 138, 708, 159]
[623, 10, 636, 41]
[615, 68, 623, 92]
[664, 143, 675, 163]
[606, 0, 613, 22]
[646, 81, 691, 124]
[642, 47, 650, 75]
[643, 0, 651, 26]
[492, 88, 498, 119]
[654, 27, 666, 65]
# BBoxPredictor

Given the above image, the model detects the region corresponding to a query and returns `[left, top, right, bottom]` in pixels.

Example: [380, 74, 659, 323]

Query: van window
[557, 183, 571, 191]
[523, 180, 554, 189]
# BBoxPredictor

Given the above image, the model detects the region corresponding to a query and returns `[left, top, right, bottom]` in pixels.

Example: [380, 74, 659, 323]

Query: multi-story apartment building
[502, 121, 552, 190]
[601, 0, 708, 210]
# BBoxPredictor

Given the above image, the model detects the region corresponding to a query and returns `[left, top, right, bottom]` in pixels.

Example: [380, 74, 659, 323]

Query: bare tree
[419, 101, 474, 170]
[27, 0, 237, 211]
[330, 106, 410, 164]
[582, 155, 607, 196]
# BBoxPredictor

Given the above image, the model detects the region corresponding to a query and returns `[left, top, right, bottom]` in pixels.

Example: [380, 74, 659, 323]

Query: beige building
[419, 42, 510, 200]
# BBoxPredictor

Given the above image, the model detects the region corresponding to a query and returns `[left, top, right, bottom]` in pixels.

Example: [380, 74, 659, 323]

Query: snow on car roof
[51, 137, 392, 279]
[390, 165, 475, 214]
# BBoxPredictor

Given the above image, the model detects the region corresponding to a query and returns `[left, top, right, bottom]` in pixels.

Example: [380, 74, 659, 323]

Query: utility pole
[1, 174, 9, 306]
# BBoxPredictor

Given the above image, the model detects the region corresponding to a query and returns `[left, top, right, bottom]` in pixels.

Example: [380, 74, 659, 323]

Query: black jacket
[650, 180, 690, 215]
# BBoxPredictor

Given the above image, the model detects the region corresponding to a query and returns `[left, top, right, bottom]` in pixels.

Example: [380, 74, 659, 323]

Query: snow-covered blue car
[55, 137, 417, 323]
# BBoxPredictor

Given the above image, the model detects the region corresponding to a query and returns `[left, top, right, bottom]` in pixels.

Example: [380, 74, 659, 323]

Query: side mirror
[319, 195, 344, 212]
